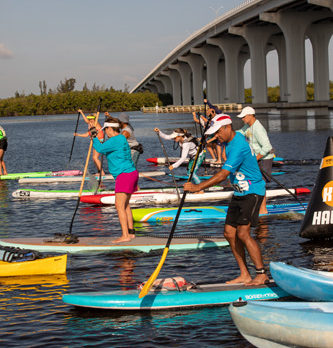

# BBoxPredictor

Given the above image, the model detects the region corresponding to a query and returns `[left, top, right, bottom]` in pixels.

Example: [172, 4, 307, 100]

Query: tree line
[245, 81, 333, 103]
[0, 78, 160, 116]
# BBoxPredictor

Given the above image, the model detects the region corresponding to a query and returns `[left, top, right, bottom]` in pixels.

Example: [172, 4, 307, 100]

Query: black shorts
[0, 138, 7, 151]
[225, 194, 264, 228]
[259, 158, 273, 182]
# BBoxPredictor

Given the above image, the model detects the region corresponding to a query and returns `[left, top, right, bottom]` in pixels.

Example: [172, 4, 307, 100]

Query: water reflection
[300, 239, 333, 271]
[258, 108, 333, 132]
[63, 306, 239, 347]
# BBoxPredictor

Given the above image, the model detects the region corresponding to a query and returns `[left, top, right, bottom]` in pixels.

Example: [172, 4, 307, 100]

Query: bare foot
[245, 274, 269, 286]
[225, 275, 252, 284]
[259, 210, 268, 215]
[112, 236, 133, 244]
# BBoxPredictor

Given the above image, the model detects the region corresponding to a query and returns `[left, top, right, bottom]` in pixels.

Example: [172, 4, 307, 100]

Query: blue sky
[0, 0, 331, 99]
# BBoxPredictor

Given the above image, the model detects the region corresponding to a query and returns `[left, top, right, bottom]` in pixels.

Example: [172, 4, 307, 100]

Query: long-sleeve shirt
[158, 130, 198, 169]
[237, 120, 274, 160]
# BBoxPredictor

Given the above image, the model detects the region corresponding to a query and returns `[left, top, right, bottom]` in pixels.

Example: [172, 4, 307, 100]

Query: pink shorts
[115, 170, 139, 194]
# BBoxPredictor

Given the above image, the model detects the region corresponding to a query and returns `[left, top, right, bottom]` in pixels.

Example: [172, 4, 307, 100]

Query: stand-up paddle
[68, 111, 81, 164]
[261, 168, 307, 211]
[156, 132, 180, 203]
[139, 101, 210, 298]
[68, 98, 103, 235]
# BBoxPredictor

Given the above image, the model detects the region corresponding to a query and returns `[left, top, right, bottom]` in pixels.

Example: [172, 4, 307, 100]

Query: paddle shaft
[68, 111, 81, 163]
[261, 168, 306, 211]
[156, 133, 180, 203]
[139, 101, 210, 298]
[69, 99, 102, 234]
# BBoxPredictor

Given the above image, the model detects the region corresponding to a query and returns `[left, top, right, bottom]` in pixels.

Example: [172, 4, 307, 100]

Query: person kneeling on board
[91, 117, 138, 243]
[184, 115, 269, 286]
[154, 127, 205, 193]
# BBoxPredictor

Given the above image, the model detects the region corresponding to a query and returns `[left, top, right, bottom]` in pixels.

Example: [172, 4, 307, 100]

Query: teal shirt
[237, 120, 274, 160]
[93, 134, 135, 179]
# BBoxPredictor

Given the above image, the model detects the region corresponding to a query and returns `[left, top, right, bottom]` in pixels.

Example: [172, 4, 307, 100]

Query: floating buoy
[300, 137, 333, 239]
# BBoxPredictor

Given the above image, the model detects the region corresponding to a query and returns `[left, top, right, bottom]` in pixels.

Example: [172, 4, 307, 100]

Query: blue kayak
[170, 171, 286, 180]
[133, 203, 307, 222]
[229, 300, 333, 348]
[62, 280, 288, 311]
[270, 261, 333, 301]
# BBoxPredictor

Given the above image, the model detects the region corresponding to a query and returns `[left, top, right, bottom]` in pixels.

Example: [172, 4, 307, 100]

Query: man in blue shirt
[184, 114, 268, 286]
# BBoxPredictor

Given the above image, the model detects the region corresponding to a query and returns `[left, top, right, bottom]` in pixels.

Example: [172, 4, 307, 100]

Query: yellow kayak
[0, 254, 67, 277]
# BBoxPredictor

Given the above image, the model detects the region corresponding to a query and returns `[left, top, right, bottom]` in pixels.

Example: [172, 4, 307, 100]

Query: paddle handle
[68, 111, 81, 163]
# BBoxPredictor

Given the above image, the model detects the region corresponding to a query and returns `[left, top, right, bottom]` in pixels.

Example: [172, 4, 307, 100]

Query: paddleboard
[146, 157, 285, 165]
[0, 236, 229, 254]
[18, 171, 166, 184]
[0, 254, 67, 277]
[270, 261, 333, 301]
[0, 170, 82, 180]
[13, 187, 183, 199]
[62, 280, 288, 310]
[79, 185, 225, 204]
[99, 188, 310, 206]
[170, 172, 286, 180]
[132, 203, 308, 222]
[229, 300, 333, 348]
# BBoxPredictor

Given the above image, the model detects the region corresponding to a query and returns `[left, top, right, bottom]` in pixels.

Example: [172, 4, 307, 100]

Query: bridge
[130, 0, 333, 106]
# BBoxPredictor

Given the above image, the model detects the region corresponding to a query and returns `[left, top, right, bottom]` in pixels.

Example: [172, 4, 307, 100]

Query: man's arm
[184, 169, 230, 192]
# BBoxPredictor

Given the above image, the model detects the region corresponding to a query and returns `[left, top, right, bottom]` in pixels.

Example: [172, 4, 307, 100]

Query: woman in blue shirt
[92, 117, 139, 243]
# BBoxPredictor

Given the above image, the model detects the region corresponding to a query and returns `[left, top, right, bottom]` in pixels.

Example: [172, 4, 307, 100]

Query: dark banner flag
[300, 137, 333, 239]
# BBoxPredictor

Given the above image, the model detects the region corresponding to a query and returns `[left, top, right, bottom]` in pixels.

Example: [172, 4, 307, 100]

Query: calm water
[0, 109, 332, 347]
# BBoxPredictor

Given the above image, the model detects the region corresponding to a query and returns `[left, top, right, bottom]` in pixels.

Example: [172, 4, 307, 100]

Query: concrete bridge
[130, 0, 333, 106]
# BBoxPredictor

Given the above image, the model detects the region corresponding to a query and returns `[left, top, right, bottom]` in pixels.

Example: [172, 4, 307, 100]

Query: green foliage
[57, 78, 76, 93]
[245, 82, 333, 103]
[0, 90, 160, 116]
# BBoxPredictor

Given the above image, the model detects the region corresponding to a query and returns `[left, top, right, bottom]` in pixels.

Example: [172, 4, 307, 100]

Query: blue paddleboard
[270, 261, 333, 301]
[62, 280, 288, 310]
[229, 300, 333, 348]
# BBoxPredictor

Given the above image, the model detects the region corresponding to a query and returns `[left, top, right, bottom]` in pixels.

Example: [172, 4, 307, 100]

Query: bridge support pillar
[155, 75, 172, 95]
[162, 70, 181, 105]
[269, 35, 288, 101]
[229, 24, 279, 104]
[191, 46, 222, 104]
[260, 10, 329, 103]
[307, 22, 333, 101]
[179, 54, 205, 104]
[208, 36, 246, 103]
[170, 62, 192, 105]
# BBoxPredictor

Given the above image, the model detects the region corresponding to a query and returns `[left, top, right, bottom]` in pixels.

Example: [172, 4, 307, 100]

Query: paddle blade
[139, 247, 169, 298]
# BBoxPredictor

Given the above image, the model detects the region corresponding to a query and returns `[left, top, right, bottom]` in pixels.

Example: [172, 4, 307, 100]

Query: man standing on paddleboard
[184, 115, 269, 286]
[237, 106, 274, 214]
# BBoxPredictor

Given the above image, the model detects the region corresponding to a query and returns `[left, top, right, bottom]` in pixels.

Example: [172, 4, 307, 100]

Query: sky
[0, 0, 332, 99]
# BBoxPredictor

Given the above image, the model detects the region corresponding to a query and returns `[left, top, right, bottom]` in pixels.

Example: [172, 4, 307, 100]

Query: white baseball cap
[205, 115, 232, 135]
[237, 106, 255, 118]
[169, 130, 185, 139]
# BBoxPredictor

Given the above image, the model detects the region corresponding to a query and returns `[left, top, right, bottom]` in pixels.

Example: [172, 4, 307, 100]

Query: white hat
[101, 122, 120, 130]
[205, 115, 232, 135]
[237, 106, 255, 118]
[169, 130, 185, 139]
